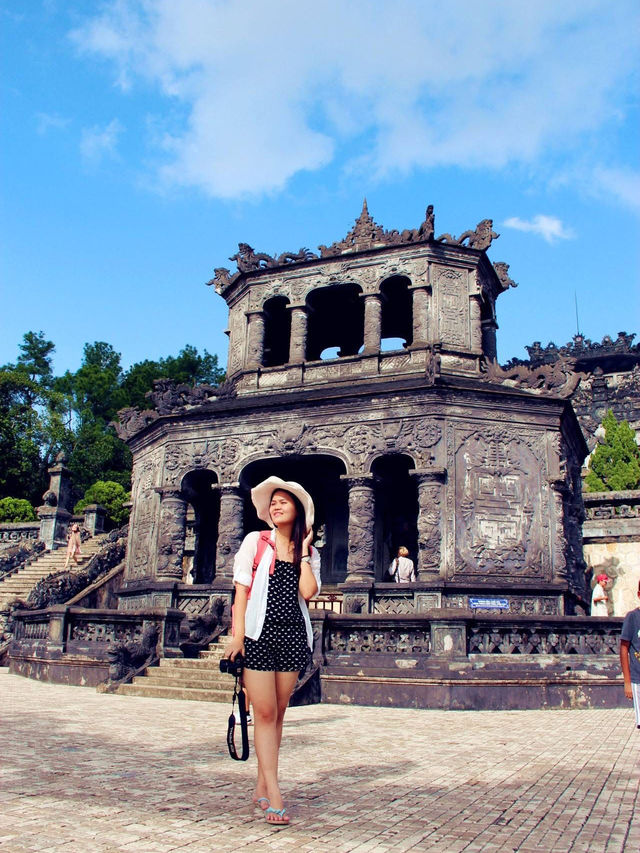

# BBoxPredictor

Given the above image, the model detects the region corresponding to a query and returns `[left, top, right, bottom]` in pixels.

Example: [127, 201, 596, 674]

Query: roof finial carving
[207, 203, 500, 295]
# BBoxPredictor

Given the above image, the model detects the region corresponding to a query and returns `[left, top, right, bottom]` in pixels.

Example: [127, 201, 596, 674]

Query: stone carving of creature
[276, 247, 318, 265]
[113, 407, 159, 441]
[493, 262, 518, 290]
[107, 623, 159, 682]
[230, 243, 277, 272]
[41, 490, 57, 507]
[267, 423, 315, 456]
[205, 267, 239, 294]
[416, 205, 435, 241]
[437, 219, 499, 251]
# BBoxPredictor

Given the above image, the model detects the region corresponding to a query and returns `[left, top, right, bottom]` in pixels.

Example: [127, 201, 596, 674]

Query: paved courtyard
[1, 669, 639, 853]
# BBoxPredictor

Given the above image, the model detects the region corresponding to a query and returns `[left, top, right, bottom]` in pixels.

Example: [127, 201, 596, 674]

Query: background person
[63, 523, 83, 569]
[591, 573, 610, 616]
[225, 476, 321, 828]
[389, 546, 416, 582]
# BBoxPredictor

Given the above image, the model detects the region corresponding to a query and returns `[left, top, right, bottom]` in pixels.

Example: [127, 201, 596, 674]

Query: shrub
[74, 480, 131, 525]
[0, 497, 37, 522]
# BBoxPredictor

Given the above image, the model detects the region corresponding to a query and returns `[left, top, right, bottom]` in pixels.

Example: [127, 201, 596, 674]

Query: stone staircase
[117, 639, 237, 703]
[0, 536, 108, 610]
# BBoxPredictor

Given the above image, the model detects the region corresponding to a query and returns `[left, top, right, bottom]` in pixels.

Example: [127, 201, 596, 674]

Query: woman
[225, 476, 321, 828]
[389, 546, 416, 583]
[63, 523, 83, 569]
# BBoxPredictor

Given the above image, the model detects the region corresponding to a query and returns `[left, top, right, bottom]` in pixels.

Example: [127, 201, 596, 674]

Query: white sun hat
[250, 476, 315, 529]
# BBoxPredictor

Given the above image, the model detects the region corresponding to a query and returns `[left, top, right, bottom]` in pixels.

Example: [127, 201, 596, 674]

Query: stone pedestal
[37, 506, 71, 551]
[83, 504, 106, 536]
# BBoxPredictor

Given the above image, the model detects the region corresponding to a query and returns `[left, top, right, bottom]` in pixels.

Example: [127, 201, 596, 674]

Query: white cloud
[69, 0, 640, 199]
[36, 112, 70, 134]
[503, 215, 575, 244]
[592, 167, 640, 213]
[79, 119, 123, 165]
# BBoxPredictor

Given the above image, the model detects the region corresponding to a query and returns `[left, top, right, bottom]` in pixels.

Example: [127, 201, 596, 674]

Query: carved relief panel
[126, 450, 162, 581]
[432, 266, 470, 350]
[453, 426, 550, 579]
[227, 293, 249, 377]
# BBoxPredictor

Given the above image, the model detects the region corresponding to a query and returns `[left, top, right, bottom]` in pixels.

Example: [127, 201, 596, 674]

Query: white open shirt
[232, 529, 322, 649]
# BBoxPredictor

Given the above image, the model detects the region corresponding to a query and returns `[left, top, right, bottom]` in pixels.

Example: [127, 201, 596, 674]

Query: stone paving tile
[1, 669, 639, 852]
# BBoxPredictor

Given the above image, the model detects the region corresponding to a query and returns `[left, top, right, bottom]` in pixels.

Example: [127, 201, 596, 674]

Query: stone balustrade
[9, 605, 185, 686]
[0, 523, 40, 546]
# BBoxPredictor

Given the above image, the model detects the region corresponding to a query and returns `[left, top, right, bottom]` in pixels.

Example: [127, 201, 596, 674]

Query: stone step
[117, 683, 231, 703]
[198, 648, 228, 659]
[158, 657, 223, 670]
[141, 669, 234, 692]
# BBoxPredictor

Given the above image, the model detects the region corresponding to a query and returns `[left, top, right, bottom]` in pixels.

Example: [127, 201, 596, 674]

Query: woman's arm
[299, 528, 319, 601]
[227, 582, 248, 660]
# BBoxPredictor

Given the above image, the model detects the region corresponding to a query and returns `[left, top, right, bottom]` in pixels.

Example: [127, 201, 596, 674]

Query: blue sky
[1, 0, 639, 377]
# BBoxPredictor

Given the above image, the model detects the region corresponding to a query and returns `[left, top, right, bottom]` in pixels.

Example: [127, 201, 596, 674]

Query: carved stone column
[549, 477, 569, 583]
[411, 286, 430, 347]
[155, 489, 187, 579]
[481, 317, 498, 361]
[246, 310, 265, 369]
[288, 305, 308, 363]
[213, 484, 245, 585]
[411, 467, 446, 579]
[362, 294, 382, 355]
[343, 475, 376, 583]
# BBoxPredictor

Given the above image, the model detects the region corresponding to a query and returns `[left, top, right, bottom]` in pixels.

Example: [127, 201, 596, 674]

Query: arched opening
[181, 469, 219, 584]
[380, 276, 413, 351]
[263, 295, 291, 367]
[306, 283, 364, 362]
[239, 455, 349, 585]
[371, 454, 417, 580]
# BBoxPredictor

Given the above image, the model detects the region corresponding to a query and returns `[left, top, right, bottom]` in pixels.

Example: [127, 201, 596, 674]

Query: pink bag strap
[248, 531, 276, 599]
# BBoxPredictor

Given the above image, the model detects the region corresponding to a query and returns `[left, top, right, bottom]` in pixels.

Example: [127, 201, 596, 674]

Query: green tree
[0, 331, 62, 503]
[0, 497, 37, 522]
[585, 410, 640, 492]
[74, 480, 131, 525]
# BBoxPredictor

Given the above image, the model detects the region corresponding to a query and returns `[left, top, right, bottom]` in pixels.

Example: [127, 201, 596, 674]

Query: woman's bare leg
[243, 668, 299, 821]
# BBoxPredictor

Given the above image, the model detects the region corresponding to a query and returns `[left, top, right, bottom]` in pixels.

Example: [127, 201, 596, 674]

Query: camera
[219, 654, 244, 677]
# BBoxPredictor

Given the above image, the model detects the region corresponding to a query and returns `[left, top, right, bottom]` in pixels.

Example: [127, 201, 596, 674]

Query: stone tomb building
[116, 203, 588, 621]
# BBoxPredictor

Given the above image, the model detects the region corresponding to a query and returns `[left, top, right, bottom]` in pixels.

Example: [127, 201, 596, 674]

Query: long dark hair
[272, 489, 307, 571]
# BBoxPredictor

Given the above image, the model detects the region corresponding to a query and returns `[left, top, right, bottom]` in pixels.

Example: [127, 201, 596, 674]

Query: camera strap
[226, 675, 249, 761]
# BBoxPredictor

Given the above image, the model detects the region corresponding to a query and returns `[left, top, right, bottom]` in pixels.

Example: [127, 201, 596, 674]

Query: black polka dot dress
[244, 559, 310, 672]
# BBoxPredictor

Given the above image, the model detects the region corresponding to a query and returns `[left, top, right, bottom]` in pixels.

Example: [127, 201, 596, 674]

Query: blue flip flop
[264, 806, 289, 828]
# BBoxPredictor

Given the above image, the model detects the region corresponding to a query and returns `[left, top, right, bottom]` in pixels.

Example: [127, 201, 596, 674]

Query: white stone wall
[584, 541, 640, 616]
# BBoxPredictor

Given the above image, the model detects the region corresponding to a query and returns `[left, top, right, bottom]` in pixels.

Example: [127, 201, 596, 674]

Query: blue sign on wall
[469, 597, 509, 610]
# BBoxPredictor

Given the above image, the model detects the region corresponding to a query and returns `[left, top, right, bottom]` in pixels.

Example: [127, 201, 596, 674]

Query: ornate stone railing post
[342, 475, 376, 584]
[288, 305, 308, 363]
[362, 294, 382, 355]
[213, 484, 245, 585]
[155, 489, 187, 580]
[410, 286, 430, 347]
[411, 467, 447, 579]
[83, 504, 106, 536]
[246, 310, 265, 369]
